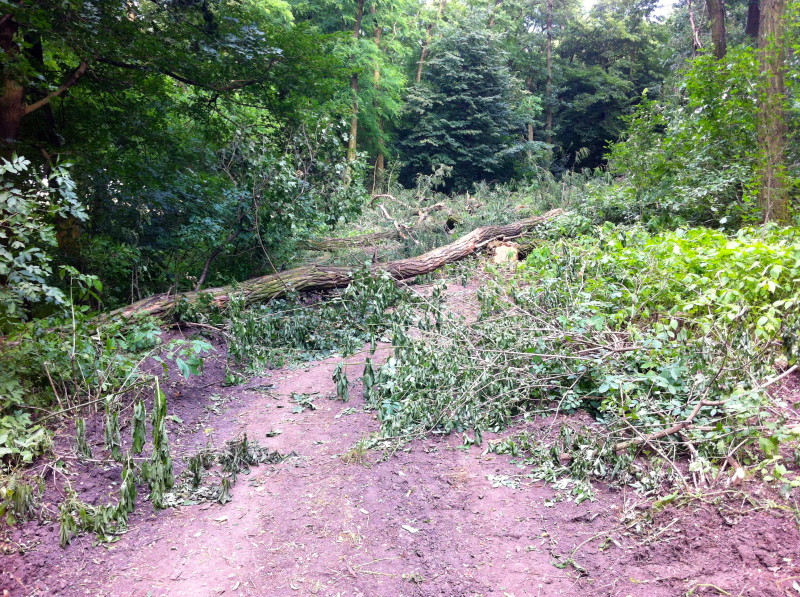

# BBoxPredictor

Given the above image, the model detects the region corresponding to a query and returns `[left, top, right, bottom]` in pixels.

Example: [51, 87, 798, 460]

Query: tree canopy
[0, 0, 797, 314]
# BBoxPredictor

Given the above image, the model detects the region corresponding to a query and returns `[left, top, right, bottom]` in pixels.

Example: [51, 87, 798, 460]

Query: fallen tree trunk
[113, 209, 565, 321]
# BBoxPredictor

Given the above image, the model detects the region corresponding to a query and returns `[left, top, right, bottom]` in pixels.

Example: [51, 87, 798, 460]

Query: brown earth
[3, 284, 800, 597]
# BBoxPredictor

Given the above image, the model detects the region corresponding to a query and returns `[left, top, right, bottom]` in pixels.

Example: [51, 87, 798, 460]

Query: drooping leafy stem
[334, 362, 350, 402]
[103, 398, 122, 462]
[75, 418, 92, 460]
[141, 377, 174, 509]
[362, 358, 375, 401]
[131, 400, 146, 455]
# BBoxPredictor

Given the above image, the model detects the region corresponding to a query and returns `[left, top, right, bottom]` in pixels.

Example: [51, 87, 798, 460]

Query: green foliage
[0, 157, 86, 329]
[547, 224, 800, 344]
[0, 413, 50, 466]
[366, 222, 800, 493]
[0, 475, 40, 525]
[599, 47, 762, 227]
[333, 362, 350, 401]
[398, 17, 534, 191]
[141, 380, 174, 510]
[223, 269, 412, 372]
[131, 401, 146, 456]
[75, 418, 92, 460]
[103, 406, 122, 463]
[361, 358, 375, 401]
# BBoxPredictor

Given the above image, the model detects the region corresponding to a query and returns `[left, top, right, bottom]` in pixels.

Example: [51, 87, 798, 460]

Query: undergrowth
[362, 223, 800, 500]
[180, 268, 417, 376]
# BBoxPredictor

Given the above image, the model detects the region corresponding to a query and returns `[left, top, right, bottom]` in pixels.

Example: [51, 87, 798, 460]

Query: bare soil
[3, 285, 800, 597]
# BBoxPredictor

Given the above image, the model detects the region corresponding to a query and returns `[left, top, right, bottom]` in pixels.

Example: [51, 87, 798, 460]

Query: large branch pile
[113, 209, 565, 320]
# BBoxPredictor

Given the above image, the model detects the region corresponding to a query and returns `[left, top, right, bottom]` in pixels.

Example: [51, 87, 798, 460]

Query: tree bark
[756, 0, 789, 223]
[113, 209, 566, 320]
[705, 0, 727, 59]
[687, 0, 703, 56]
[745, 0, 760, 38]
[0, 14, 88, 145]
[346, 0, 365, 166]
[0, 15, 24, 143]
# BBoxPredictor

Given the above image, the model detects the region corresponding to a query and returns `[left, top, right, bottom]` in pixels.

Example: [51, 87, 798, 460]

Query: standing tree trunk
[415, 25, 432, 84]
[756, 0, 789, 223]
[0, 16, 24, 144]
[705, 0, 727, 59]
[745, 0, 760, 38]
[415, 0, 446, 84]
[687, 0, 704, 56]
[371, 3, 385, 190]
[346, 0, 365, 167]
[0, 14, 88, 148]
[545, 0, 553, 146]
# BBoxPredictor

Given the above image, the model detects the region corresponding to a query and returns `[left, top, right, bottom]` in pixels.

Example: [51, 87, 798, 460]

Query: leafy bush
[366, 222, 800, 496]
[595, 47, 762, 227]
[0, 156, 86, 330]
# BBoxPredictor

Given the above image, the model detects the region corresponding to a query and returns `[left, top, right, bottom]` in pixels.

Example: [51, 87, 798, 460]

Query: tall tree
[398, 18, 526, 191]
[755, 0, 790, 222]
[706, 0, 728, 58]
[545, 0, 555, 145]
[555, 0, 668, 168]
[346, 0, 366, 167]
[415, 0, 447, 84]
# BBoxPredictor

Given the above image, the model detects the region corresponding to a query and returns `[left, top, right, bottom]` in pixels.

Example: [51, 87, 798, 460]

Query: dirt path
[4, 289, 800, 596]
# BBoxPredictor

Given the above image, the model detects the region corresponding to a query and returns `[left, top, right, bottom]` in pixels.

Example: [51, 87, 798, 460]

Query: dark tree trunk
[745, 0, 760, 38]
[0, 15, 24, 144]
[415, 0, 446, 84]
[705, 0, 727, 59]
[687, 0, 703, 55]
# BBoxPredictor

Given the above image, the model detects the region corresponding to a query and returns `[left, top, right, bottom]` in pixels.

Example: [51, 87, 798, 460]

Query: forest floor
[3, 282, 800, 597]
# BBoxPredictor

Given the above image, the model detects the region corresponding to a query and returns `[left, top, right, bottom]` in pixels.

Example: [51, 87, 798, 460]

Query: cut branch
[112, 209, 566, 321]
[615, 395, 727, 452]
